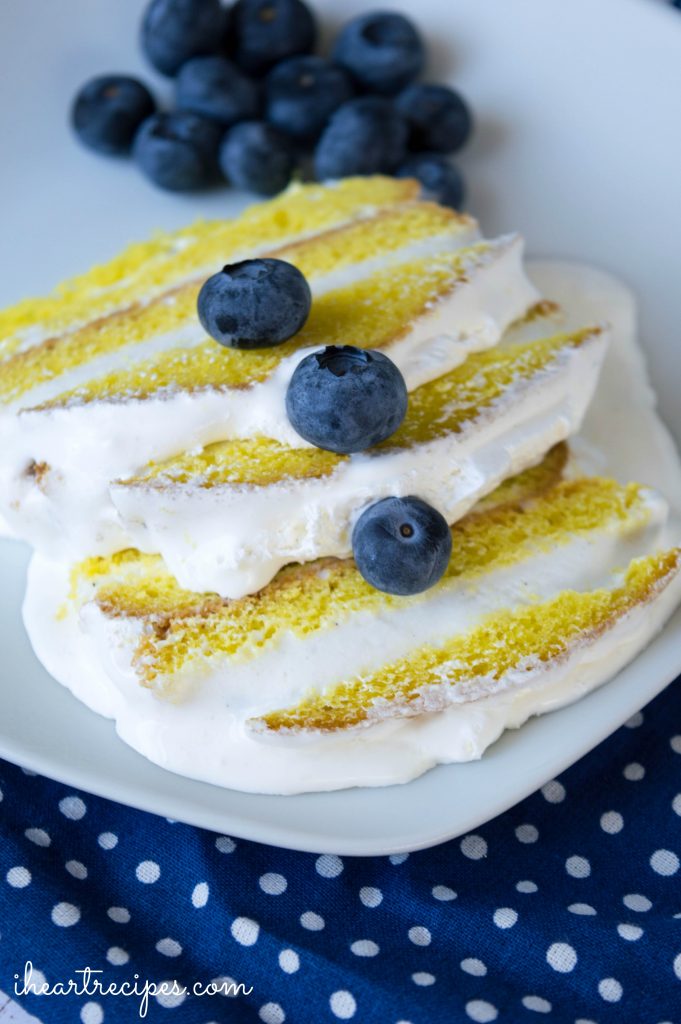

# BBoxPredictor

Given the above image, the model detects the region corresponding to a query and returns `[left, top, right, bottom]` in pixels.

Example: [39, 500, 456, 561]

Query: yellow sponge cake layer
[0, 176, 420, 361]
[253, 549, 681, 734]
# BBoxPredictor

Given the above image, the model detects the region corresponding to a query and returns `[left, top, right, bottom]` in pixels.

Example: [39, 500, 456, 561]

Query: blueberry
[314, 97, 408, 180]
[71, 75, 156, 155]
[285, 345, 407, 454]
[396, 83, 473, 154]
[352, 496, 452, 595]
[133, 111, 222, 191]
[231, 0, 317, 75]
[332, 11, 425, 96]
[220, 121, 295, 196]
[265, 56, 354, 144]
[141, 0, 227, 77]
[397, 154, 465, 210]
[198, 258, 311, 348]
[176, 56, 260, 127]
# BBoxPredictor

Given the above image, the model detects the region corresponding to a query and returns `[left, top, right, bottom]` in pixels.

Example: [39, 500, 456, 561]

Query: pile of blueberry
[198, 256, 453, 596]
[71, 0, 472, 208]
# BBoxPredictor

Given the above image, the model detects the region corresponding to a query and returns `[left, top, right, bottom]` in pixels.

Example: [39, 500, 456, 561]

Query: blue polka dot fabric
[1, 680, 680, 1024]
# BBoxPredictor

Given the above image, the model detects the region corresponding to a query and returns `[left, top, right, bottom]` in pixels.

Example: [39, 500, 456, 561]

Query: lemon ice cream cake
[0, 177, 539, 557]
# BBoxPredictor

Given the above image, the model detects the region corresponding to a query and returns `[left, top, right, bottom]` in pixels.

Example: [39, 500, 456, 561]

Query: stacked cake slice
[5, 175, 680, 794]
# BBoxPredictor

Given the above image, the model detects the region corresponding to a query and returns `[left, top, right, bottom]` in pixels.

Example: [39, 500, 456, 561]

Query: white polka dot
[432, 885, 456, 901]
[671, 735, 681, 754]
[80, 1003, 103, 1024]
[231, 917, 259, 946]
[215, 835, 236, 853]
[278, 949, 299, 973]
[155, 981, 186, 1008]
[135, 860, 160, 884]
[411, 973, 435, 986]
[575, 1020, 598, 1024]
[98, 832, 118, 850]
[330, 990, 356, 1019]
[546, 942, 577, 972]
[316, 854, 343, 878]
[156, 937, 182, 957]
[350, 940, 379, 957]
[460, 958, 487, 977]
[566, 855, 590, 878]
[623, 762, 645, 781]
[493, 907, 517, 929]
[623, 893, 651, 912]
[0, 786, 3, 800]
[59, 796, 86, 820]
[516, 880, 538, 894]
[25, 827, 50, 847]
[600, 811, 624, 834]
[106, 946, 129, 965]
[210, 975, 239, 997]
[259, 1003, 285, 1024]
[107, 906, 130, 923]
[51, 902, 80, 927]
[673, 952, 681, 981]
[617, 924, 643, 941]
[568, 903, 596, 916]
[192, 882, 209, 908]
[359, 886, 382, 907]
[465, 1000, 498, 1022]
[598, 978, 622, 1002]
[389, 853, 409, 865]
[21, 767, 37, 776]
[408, 926, 431, 946]
[522, 996, 552, 1014]
[6, 866, 31, 888]
[541, 780, 565, 803]
[650, 849, 679, 876]
[461, 835, 487, 860]
[515, 824, 539, 844]
[260, 872, 287, 895]
[65, 860, 87, 880]
[300, 911, 324, 931]
[22, 968, 47, 994]
[673, 794, 681, 816]
[624, 710, 644, 728]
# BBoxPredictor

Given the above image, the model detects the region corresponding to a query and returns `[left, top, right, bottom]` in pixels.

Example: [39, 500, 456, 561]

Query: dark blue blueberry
[219, 121, 295, 195]
[352, 496, 452, 595]
[314, 97, 408, 180]
[198, 258, 311, 348]
[176, 56, 260, 127]
[332, 11, 425, 96]
[71, 75, 156, 155]
[141, 0, 227, 77]
[230, 0, 317, 75]
[397, 153, 465, 210]
[285, 345, 408, 454]
[133, 111, 222, 191]
[396, 83, 472, 154]
[266, 56, 354, 144]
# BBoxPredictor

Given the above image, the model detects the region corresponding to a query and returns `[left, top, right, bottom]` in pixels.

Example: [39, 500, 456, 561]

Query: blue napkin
[1, 679, 680, 1024]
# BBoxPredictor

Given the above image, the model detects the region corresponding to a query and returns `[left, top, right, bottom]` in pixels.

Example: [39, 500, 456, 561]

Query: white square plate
[1, 0, 679, 854]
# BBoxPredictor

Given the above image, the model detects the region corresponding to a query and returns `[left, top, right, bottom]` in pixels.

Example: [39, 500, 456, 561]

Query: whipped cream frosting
[20, 261, 681, 794]
[0, 234, 537, 558]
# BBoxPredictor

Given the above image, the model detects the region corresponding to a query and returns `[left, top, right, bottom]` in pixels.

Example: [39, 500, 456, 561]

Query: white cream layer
[0, 235, 536, 558]
[111, 331, 608, 598]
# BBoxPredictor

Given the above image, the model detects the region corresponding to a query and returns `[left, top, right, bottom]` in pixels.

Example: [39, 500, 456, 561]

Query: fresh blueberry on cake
[285, 345, 408, 454]
[395, 83, 473, 154]
[219, 121, 296, 196]
[71, 75, 156, 155]
[176, 56, 260, 128]
[332, 11, 425, 95]
[133, 110, 222, 190]
[397, 153, 465, 210]
[198, 258, 312, 348]
[352, 495, 453, 595]
[314, 97, 409, 179]
[265, 56, 354, 144]
[141, 0, 228, 77]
